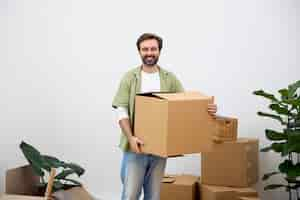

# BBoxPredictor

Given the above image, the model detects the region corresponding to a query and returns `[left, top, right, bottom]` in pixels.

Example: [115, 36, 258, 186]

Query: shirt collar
[133, 65, 168, 79]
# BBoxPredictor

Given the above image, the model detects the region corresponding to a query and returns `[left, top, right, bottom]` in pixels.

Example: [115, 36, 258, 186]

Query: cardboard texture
[201, 138, 259, 187]
[134, 91, 216, 157]
[5, 165, 92, 200]
[200, 184, 258, 200]
[6, 165, 40, 196]
[160, 175, 199, 200]
[215, 116, 238, 142]
[0, 195, 45, 200]
[239, 197, 261, 200]
[52, 187, 92, 200]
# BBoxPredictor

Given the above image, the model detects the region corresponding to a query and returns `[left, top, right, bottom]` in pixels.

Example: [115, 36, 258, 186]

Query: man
[112, 33, 217, 200]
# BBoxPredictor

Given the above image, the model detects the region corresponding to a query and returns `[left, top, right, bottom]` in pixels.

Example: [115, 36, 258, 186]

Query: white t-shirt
[115, 70, 160, 122]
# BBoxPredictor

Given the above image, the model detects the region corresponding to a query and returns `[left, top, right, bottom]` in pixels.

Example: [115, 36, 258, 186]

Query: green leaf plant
[20, 141, 85, 192]
[254, 80, 300, 200]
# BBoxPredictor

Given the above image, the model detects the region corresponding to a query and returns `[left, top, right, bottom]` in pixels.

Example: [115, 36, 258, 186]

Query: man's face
[139, 39, 160, 66]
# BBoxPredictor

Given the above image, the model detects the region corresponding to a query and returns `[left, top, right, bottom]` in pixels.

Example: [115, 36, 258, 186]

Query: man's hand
[129, 136, 144, 153]
[208, 103, 217, 117]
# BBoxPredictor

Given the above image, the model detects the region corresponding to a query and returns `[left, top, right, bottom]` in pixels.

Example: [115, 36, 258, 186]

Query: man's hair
[136, 33, 163, 51]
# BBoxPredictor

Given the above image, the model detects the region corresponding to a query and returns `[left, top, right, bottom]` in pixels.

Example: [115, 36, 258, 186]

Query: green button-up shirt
[112, 66, 184, 151]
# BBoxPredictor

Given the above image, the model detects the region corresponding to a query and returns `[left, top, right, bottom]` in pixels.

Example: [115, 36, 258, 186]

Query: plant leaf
[279, 160, 300, 178]
[253, 90, 279, 102]
[55, 169, 76, 179]
[260, 143, 285, 153]
[279, 88, 289, 100]
[52, 181, 64, 191]
[286, 163, 300, 178]
[62, 163, 85, 177]
[281, 143, 290, 156]
[279, 160, 293, 173]
[288, 80, 300, 97]
[264, 184, 286, 190]
[265, 129, 287, 141]
[285, 177, 300, 184]
[284, 131, 300, 154]
[43, 155, 63, 168]
[62, 178, 82, 186]
[269, 104, 289, 115]
[257, 112, 284, 124]
[261, 145, 273, 152]
[19, 141, 50, 175]
[282, 99, 300, 108]
[262, 172, 280, 181]
[272, 143, 285, 153]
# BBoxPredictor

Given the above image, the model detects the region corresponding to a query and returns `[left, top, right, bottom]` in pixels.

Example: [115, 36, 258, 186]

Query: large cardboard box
[215, 116, 238, 142]
[134, 91, 216, 157]
[201, 138, 259, 187]
[160, 175, 199, 200]
[200, 184, 258, 200]
[4, 165, 92, 200]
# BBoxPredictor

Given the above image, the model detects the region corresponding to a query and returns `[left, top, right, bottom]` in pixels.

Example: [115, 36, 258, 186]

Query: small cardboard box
[134, 91, 216, 157]
[200, 184, 258, 200]
[215, 116, 238, 142]
[160, 175, 199, 200]
[4, 165, 93, 200]
[201, 138, 259, 187]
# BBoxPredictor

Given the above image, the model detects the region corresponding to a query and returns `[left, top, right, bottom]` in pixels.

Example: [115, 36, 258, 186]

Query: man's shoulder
[161, 67, 178, 79]
[120, 66, 140, 82]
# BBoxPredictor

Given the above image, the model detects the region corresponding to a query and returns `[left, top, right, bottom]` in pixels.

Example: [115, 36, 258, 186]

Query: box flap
[152, 91, 211, 101]
[162, 175, 199, 186]
[216, 115, 238, 122]
[161, 176, 176, 183]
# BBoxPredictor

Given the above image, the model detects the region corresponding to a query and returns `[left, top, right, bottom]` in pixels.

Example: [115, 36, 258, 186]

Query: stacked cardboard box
[201, 138, 259, 187]
[134, 91, 260, 199]
[160, 175, 259, 200]
[160, 175, 199, 200]
[200, 116, 259, 199]
[214, 116, 238, 142]
[200, 184, 258, 200]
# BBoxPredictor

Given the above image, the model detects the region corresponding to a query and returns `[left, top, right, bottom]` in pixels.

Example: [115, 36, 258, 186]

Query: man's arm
[119, 118, 144, 153]
[116, 107, 144, 153]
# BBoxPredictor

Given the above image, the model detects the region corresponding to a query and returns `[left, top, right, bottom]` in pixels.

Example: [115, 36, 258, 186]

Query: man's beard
[142, 56, 159, 66]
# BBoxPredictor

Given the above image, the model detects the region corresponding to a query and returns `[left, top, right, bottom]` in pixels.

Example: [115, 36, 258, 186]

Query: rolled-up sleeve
[112, 76, 130, 108]
[115, 106, 129, 122]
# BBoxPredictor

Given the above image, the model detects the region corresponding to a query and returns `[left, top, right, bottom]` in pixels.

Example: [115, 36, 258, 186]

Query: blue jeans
[120, 151, 167, 200]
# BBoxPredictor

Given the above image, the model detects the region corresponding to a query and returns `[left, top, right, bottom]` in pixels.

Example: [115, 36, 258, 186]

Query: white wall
[0, 0, 299, 199]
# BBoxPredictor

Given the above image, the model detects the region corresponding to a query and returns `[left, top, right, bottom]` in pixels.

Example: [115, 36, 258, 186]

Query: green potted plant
[20, 141, 85, 192]
[253, 80, 300, 200]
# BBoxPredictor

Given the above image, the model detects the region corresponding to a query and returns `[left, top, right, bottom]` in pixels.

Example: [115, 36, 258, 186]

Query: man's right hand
[128, 136, 144, 153]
